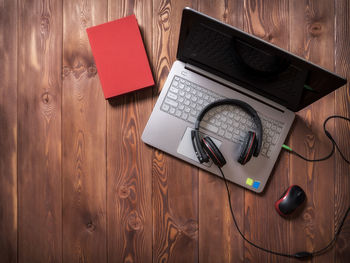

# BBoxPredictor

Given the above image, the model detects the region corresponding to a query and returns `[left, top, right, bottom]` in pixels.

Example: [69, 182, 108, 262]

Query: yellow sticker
[246, 178, 253, 186]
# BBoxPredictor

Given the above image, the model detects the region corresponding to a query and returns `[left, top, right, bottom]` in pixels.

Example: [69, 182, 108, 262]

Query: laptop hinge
[185, 63, 286, 113]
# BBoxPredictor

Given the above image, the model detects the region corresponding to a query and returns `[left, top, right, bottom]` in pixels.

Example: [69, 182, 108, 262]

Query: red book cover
[86, 15, 154, 99]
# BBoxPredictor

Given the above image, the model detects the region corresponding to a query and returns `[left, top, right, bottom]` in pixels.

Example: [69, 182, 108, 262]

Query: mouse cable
[218, 166, 350, 260]
[282, 115, 350, 164]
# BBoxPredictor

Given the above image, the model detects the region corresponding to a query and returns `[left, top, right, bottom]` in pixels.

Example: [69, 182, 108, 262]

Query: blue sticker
[252, 181, 261, 189]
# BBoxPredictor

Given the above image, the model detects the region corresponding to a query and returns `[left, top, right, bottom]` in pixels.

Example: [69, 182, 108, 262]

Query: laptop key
[168, 92, 178, 100]
[272, 136, 278, 144]
[161, 104, 170, 112]
[187, 115, 197, 123]
[225, 132, 232, 139]
[196, 105, 203, 111]
[170, 86, 179, 93]
[164, 98, 178, 107]
[201, 121, 219, 133]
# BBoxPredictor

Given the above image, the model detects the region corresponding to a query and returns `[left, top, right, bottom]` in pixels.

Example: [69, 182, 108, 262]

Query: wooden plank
[335, 0, 350, 262]
[196, 1, 245, 262]
[106, 0, 153, 262]
[62, 0, 107, 262]
[289, 0, 335, 262]
[152, 1, 199, 262]
[0, 0, 17, 262]
[17, 0, 62, 262]
[242, 1, 291, 262]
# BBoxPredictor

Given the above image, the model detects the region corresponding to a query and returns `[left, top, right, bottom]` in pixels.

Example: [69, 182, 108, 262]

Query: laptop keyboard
[160, 75, 285, 158]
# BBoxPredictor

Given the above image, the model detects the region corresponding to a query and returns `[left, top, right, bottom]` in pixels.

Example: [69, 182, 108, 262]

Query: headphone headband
[194, 98, 263, 156]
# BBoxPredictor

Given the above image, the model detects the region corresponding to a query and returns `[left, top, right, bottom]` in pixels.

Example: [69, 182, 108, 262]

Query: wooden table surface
[1, 0, 350, 262]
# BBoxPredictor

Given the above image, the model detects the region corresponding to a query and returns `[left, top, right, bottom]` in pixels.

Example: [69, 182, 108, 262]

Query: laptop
[142, 8, 346, 193]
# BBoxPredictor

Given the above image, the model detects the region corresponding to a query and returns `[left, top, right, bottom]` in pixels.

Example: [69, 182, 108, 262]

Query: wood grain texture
[0, 0, 17, 262]
[335, 0, 350, 262]
[62, 0, 107, 262]
[152, 1, 199, 262]
[106, 0, 153, 262]
[290, 1, 335, 262]
[1, 1, 350, 262]
[17, 0, 62, 262]
[243, 1, 291, 262]
[197, 1, 245, 263]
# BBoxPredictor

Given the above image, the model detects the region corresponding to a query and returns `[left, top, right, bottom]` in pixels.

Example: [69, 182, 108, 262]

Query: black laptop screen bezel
[176, 8, 347, 112]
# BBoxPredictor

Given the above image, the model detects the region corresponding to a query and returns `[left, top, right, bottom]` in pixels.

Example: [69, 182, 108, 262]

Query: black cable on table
[218, 165, 350, 260]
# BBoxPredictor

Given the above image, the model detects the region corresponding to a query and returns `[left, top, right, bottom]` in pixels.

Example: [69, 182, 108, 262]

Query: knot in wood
[118, 185, 130, 199]
[267, 33, 273, 41]
[127, 211, 142, 231]
[309, 22, 322, 37]
[181, 219, 198, 239]
[86, 221, 96, 232]
[40, 15, 50, 36]
[81, 18, 88, 28]
[159, 8, 170, 31]
[41, 91, 51, 104]
[87, 64, 97, 78]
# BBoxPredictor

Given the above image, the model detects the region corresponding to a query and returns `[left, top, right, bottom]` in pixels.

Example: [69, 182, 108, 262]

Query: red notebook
[86, 15, 154, 99]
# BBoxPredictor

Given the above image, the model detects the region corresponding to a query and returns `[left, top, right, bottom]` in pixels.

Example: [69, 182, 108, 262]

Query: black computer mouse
[275, 185, 306, 216]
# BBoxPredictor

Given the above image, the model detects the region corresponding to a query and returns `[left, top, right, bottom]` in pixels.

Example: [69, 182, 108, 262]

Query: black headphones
[191, 98, 263, 167]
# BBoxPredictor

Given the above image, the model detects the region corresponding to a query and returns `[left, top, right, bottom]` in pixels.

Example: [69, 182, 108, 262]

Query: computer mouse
[275, 185, 306, 216]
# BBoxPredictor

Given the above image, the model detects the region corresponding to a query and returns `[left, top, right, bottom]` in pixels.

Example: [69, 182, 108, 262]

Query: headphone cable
[282, 115, 350, 164]
[218, 166, 350, 260]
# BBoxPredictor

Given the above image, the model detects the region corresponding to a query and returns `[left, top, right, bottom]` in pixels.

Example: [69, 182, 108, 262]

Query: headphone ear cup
[201, 136, 226, 167]
[191, 130, 209, 163]
[238, 131, 257, 165]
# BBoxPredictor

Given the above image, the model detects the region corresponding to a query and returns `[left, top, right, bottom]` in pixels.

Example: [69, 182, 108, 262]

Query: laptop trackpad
[177, 127, 222, 167]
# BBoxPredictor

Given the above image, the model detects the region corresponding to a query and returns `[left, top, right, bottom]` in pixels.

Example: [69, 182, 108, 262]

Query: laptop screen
[177, 8, 346, 112]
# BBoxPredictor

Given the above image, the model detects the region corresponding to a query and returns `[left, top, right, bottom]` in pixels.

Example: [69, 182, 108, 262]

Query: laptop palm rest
[177, 127, 222, 167]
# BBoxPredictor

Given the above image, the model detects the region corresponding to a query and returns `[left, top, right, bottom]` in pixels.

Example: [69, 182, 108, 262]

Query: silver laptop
[142, 8, 346, 193]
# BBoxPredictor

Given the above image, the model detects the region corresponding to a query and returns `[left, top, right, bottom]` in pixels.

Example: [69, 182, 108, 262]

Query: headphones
[191, 98, 263, 166]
